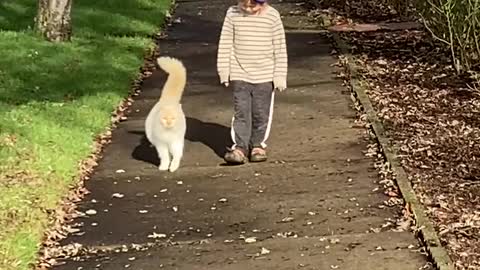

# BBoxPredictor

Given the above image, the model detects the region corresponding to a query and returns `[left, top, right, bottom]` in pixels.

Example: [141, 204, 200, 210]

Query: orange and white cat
[145, 56, 187, 172]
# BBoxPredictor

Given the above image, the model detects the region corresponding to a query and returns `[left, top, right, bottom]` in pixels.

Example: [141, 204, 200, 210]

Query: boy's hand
[219, 72, 230, 87]
[273, 77, 286, 92]
[275, 85, 286, 92]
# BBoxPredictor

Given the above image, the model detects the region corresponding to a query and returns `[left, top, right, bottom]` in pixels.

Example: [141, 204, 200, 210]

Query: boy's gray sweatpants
[230, 80, 275, 152]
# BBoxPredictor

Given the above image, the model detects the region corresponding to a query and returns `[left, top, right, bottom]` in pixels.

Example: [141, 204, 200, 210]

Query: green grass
[0, 0, 171, 269]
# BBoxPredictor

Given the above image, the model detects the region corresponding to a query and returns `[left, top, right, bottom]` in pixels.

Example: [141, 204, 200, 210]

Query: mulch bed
[305, 1, 480, 269]
[337, 21, 480, 270]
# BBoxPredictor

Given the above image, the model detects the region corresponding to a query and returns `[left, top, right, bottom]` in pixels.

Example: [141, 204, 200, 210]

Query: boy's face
[240, 0, 265, 14]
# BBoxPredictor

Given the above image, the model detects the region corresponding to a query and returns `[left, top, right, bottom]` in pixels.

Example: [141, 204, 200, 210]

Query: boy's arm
[217, 10, 234, 84]
[272, 16, 288, 90]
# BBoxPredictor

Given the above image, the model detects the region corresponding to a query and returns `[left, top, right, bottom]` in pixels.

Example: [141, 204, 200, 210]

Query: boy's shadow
[131, 117, 231, 166]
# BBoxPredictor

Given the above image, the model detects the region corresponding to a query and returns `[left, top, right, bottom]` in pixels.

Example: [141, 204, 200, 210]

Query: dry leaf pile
[339, 29, 480, 269]
[306, 0, 414, 24]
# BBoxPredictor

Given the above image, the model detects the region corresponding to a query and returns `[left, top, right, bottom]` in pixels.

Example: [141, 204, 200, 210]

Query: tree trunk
[35, 0, 73, 42]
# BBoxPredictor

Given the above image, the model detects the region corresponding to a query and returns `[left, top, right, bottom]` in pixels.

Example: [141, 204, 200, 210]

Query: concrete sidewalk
[52, 0, 431, 269]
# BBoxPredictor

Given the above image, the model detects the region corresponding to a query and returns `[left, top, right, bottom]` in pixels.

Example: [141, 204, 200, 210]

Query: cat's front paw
[169, 162, 180, 172]
[159, 163, 169, 171]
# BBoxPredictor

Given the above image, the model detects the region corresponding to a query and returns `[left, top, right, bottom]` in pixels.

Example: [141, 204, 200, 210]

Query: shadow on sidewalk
[131, 117, 230, 166]
[184, 117, 231, 158]
[131, 135, 160, 166]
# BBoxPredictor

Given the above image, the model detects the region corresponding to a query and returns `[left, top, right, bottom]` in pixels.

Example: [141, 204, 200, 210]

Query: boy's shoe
[224, 148, 248, 164]
[250, 147, 267, 162]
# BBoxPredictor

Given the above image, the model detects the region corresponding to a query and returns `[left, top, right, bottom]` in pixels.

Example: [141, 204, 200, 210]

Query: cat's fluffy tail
[157, 56, 187, 104]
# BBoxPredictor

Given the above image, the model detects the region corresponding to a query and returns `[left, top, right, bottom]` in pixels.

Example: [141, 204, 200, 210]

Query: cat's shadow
[131, 117, 231, 166]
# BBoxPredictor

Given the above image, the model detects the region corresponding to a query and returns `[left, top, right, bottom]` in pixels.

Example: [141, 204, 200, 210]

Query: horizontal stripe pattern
[217, 5, 288, 85]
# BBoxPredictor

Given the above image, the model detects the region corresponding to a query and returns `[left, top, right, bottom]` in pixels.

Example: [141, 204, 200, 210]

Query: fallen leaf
[85, 209, 97, 215]
[112, 193, 124, 198]
[245, 237, 257, 243]
[261, 247, 271, 255]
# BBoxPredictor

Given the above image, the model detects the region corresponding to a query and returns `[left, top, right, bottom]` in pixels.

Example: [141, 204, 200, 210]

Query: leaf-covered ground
[337, 18, 480, 270]
[344, 31, 480, 269]
[306, 0, 480, 268]
[305, 0, 416, 24]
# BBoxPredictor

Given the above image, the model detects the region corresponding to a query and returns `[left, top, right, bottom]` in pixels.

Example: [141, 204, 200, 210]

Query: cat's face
[161, 114, 176, 128]
[159, 107, 178, 128]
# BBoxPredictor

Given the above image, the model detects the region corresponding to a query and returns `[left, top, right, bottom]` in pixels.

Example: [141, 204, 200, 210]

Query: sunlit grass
[0, 0, 171, 268]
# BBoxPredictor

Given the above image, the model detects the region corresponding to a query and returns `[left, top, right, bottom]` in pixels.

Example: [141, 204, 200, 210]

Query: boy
[217, 0, 288, 164]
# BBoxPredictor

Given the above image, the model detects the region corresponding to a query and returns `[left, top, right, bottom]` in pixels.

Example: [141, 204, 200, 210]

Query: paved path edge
[34, 4, 177, 268]
[330, 33, 455, 270]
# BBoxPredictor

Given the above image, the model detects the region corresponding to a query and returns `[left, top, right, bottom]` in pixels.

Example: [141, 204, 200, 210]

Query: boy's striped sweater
[217, 5, 288, 88]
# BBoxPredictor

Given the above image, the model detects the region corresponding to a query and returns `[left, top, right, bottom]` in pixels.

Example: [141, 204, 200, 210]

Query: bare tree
[35, 0, 73, 42]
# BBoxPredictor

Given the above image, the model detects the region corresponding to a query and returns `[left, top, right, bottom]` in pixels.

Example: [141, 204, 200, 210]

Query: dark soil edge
[33, 2, 178, 269]
[330, 33, 455, 270]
